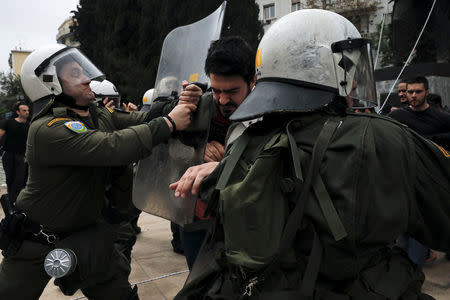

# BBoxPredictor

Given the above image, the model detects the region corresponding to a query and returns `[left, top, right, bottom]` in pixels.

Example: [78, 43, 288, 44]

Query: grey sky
[0, 0, 79, 74]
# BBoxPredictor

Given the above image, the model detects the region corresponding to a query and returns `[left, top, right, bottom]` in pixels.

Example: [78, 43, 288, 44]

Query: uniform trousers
[0, 239, 132, 299]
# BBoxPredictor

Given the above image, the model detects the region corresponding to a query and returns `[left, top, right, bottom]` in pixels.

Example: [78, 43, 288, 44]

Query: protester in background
[0, 101, 30, 206]
[389, 76, 450, 266]
[395, 79, 409, 108]
[389, 76, 450, 150]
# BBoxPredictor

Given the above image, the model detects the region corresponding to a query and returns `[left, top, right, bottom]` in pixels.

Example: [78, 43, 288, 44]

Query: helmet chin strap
[55, 93, 90, 111]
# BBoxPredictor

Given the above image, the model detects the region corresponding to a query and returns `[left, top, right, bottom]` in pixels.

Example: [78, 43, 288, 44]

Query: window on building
[292, 1, 301, 12]
[264, 4, 275, 20]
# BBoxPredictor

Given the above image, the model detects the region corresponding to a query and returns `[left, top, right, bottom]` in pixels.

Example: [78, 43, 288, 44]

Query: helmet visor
[53, 48, 104, 81]
[35, 47, 104, 85]
[332, 39, 377, 108]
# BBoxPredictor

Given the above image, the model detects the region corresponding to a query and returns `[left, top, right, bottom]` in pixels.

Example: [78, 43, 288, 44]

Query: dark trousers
[398, 234, 429, 267]
[407, 236, 429, 267]
[179, 225, 207, 270]
[2, 151, 28, 204]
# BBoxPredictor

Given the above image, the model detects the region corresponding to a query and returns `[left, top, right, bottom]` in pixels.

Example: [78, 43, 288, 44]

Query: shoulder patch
[106, 106, 114, 113]
[64, 121, 88, 134]
[433, 142, 450, 158]
[47, 118, 73, 127]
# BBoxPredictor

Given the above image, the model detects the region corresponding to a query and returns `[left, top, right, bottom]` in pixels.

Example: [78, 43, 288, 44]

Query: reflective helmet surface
[21, 44, 104, 102]
[231, 9, 377, 121]
[89, 80, 101, 93]
[142, 88, 155, 106]
[154, 76, 179, 99]
[90, 79, 119, 98]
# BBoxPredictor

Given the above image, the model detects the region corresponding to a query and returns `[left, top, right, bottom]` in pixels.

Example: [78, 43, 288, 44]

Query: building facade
[8, 50, 32, 76]
[255, 0, 393, 38]
[56, 17, 80, 47]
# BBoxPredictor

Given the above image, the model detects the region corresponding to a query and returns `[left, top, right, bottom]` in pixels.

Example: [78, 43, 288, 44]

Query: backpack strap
[259, 119, 341, 298]
[286, 120, 304, 181]
[216, 132, 250, 190]
[312, 174, 348, 241]
[289, 122, 347, 242]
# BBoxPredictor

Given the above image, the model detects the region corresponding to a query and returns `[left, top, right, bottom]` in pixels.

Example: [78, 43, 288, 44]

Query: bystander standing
[389, 76, 450, 266]
[0, 101, 30, 206]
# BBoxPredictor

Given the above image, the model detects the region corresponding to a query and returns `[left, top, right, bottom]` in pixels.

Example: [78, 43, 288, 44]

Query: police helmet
[230, 9, 377, 121]
[21, 44, 104, 103]
[90, 79, 120, 104]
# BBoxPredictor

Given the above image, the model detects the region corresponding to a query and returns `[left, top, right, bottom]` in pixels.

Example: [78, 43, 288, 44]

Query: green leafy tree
[370, 23, 394, 68]
[0, 72, 29, 119]
[0, 72, 23, 97]
[72, 0, 263, 103]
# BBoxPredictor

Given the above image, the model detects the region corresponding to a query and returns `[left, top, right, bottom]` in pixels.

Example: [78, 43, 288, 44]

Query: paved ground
[0, 208, 448, 299]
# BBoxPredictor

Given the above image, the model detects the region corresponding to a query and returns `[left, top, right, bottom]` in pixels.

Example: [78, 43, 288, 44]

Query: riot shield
[133, 2, 226, 226]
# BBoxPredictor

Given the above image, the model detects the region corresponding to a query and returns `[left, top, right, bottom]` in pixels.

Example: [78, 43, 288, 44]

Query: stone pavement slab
[422, 251, 450, 300]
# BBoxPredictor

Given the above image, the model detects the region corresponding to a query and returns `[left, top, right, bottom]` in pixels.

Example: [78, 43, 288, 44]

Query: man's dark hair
[406, 76, 429, 90]
[205, 36, 255, 86]
[13, 101, 29, 112]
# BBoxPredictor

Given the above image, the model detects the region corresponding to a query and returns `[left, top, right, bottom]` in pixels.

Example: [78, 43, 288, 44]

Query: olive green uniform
[176, 111, 450, 299]
[0, 100, 171, 299]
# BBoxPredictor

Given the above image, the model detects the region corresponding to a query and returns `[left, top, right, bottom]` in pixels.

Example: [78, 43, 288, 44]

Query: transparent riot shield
[133, 2, 226, 226]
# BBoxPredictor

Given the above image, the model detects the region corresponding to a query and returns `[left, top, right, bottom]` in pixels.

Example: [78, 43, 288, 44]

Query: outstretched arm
[169, 162, 219, 199]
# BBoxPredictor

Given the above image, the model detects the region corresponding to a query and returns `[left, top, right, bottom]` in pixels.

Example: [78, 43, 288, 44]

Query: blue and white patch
[64, 121, 88, 134]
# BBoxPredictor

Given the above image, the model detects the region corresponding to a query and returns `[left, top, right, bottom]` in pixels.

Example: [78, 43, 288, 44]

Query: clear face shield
[154, 76, 180, 100]
[331, 39, 377, 109]
[34, 47, 105, 95]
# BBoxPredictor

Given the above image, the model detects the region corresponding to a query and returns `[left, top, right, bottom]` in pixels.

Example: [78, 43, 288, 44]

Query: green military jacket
[176, 110, 450, 299]
[16, 99, 171, 233]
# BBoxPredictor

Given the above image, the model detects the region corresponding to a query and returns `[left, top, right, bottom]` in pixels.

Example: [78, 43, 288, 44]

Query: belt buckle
[34, 225, 57, 244]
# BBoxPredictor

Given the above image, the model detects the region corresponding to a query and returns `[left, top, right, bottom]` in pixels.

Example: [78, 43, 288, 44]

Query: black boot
[170, 222, 184, 254]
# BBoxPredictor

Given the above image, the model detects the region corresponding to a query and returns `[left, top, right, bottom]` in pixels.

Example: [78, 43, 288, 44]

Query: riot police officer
[175, 9, 450, 300]
[0, 44, 195, 300]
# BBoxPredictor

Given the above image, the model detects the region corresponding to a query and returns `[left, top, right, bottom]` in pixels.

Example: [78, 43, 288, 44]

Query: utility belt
[0, 194, 54, 255]
[0, 207, 72, 257]
[0, 207, 118, 296]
